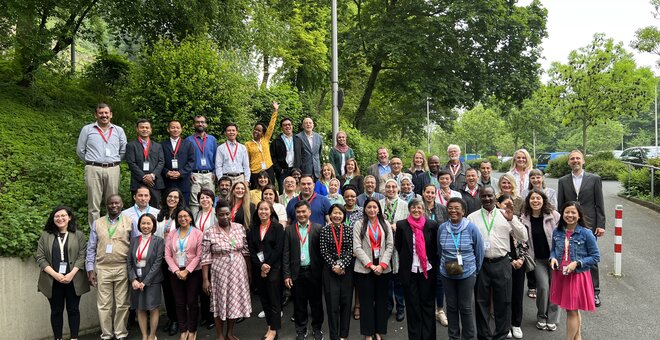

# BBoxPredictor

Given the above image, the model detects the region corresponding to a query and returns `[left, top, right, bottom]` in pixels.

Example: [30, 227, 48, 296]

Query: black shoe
[163, 319, 172, 332]
[200, 318, 208, 326]
[295, 330, 307, 340]
[595, 295, 602, 307]
[396, 310, 405, 322]
[206, 321, 215, 330]
[236, 317, 246, 323]
[282, 296, 292, 307]
[313, 329, 324, 340]
[168, 322, 179, 336]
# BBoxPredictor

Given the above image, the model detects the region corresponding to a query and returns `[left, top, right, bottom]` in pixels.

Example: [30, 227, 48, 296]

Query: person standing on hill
[125, 118, 165, 207]
[77, 103, 127, 224]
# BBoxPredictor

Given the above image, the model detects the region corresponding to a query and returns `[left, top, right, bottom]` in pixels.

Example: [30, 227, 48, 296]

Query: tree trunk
[354, 58, 383, 128]
[71, 35, 76, 76]
[260, 54, 270, 89]
[317, 88, 328, 116]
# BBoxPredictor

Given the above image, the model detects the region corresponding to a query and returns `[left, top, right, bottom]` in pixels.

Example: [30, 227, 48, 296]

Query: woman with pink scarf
[394, 197, 439, 340]
[328, 131, 355, 178]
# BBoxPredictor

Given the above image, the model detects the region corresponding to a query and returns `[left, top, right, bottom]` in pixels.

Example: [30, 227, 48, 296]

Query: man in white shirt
[468, 186, 527, 340]
[121, 186, 160, 238]
[214, 123, 251, 188]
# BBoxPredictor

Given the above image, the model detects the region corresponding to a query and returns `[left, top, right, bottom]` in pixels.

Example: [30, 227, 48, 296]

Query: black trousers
[475, 259, 512, 340]
[403, 271, 436, 340]
[161, 263, 178, 323]
[323, 266, 353, 340]
[199, 286, 213, 324]
[257, 270, 283, 330]
[355, 272, 391, 336]
[526, 270, 536, 290]
[171, 269, 202, 332]
[442, 274, 477, 340]
[511, 266, 525, 327]
[49, 281, 81, 339]
[292, 268, 324, 334]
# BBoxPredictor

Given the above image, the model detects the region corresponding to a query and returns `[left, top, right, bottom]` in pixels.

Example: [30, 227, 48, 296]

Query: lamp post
[331, 0, 339, 146]
[427, 97, 431, 153]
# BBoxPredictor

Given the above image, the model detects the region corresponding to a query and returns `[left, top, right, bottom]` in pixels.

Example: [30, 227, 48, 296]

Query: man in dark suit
[271, 117, 297, 193]
[294, 117, 323, 180]
[125, 119, 165, 207]
[557, 149, 606, 307]
[161, 120, 196, 205]
[283, 200, 324, 340]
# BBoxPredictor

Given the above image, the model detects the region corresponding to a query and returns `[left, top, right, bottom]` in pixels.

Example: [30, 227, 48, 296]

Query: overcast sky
[527, 0, 659, 76]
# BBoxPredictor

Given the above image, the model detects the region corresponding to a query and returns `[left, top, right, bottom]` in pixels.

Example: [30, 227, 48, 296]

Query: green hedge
[545, 155, 571, 178]
[618, 158, 660, 196]
[498, 159, 512, 172]
[585, 159, 626, 180]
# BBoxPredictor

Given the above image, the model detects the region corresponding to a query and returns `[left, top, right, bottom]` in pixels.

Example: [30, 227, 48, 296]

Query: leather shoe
[396, 310, 405, 322]
[282, 296, 292, 307]
[595, 295, 602, 307]
[168, 322, 179, 336]
[163, 319, 172, 332]
[206, 322, 215, 330]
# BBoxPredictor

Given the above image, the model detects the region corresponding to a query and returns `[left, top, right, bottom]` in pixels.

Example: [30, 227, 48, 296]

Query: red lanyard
[231, 202, 242, 222]
[137, 235, 152, 262]
[138, 137, 151, 159]
[260, 220, 271, 241]
[296, 223, 309, 246]
[300, 192, 317, 204]
[438, 190, 449, 206]
[368, 219, 380, 250]
[450, 163, 460, 176]
[198, 210, 212, 232]
[194, 134, 207, 153]
[172, 138, 181, 157]
[468, 187, 478, 197]
[94, 126, 113, 143]
[226, 141, 239, 162]
[331, 224, 343, 257]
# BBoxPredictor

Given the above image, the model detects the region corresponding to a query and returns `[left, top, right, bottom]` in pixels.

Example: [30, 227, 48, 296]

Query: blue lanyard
[134, 205, 150, 219]
[446, 223, 462, 254]
[282, 134, 293, 151]
[178, 227, 192, 252]
[368, 220, 380, 243]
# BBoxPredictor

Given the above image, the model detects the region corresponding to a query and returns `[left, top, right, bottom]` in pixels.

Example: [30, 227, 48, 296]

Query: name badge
[176, 252, 186, 267]
[457, 253, 464, 266]
[373, 248, 380, 259]
[143, 161, 150, 171]
[300, 252, 307, 262]
[483, 240, 490, 250]
[200, 157, 207, 167]
[562, 265, 569, 275]
[58, 262, 67, 274]
[230, 253, 235, 261]
[171, 159, 178, 169]
[105, 148, 112, 157]
[136, 268, 143, 277]
[105, 244, 113, 254]
[257, 251, 265, 262]
[413, 254, 420, 267]
[261, 162, 267, 170]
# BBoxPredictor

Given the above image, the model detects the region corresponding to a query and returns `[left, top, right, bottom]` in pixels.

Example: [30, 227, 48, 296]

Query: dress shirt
[85, 215, 123, 271]
[411, 236, 433, 273]
[467, 208, 527, 259]
[122, 205, 160, 238]
[215, 140, 251, 181]
[306, 133, 314, 149]
[281, 134, 295, 167]
[185, 133, 218, 171]
[572, 170, 584, 196]
[378, 163, 391, 177]
[296, 223, 311, 266]
[170, 137, 180, 150]
[76, 123, 127, 163]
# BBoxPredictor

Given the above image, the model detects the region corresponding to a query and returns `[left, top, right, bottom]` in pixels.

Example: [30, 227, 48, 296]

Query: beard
[195, 126, 205, 133]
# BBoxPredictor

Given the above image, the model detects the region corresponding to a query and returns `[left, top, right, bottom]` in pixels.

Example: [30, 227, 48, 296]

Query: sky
[528, 0, 660, 77]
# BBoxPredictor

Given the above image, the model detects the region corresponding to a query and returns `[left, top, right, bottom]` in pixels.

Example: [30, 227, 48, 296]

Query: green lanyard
[385, 199, 398, 222]
[480, 209, 496, 236]
[107, 215, 121, 238]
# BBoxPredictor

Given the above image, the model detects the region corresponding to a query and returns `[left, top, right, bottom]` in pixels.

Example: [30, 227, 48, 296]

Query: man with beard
[186, 115, 218, 215]
[443, 144, 470, 191]
[216, 176, 232, 203]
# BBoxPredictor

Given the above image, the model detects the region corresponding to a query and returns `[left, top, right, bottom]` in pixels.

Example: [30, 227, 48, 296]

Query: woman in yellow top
[246, 101, 279, 190]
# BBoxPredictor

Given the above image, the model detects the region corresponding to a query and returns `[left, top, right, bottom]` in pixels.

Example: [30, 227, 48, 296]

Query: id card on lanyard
[57, 232, 69, 274]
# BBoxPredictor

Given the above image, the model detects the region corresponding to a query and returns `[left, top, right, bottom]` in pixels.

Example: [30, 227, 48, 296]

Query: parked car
[612, 150, 623, 159]
[536, 152, 569, 171]
[619, 146, 660, 165]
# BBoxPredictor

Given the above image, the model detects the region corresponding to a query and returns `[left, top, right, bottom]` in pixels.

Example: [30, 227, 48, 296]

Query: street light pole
[427, 97, 431, 154]
[331, 0, 339, 146]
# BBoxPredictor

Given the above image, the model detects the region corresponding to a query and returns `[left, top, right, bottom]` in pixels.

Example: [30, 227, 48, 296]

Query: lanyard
[178, 227, 192, 253]
[480, 209, 496, 236]
[171, 138, 181, 157]
[564, 231, 571, 261]
[57, 232, 69, 261]
[94, 126, 113, 143]
[300, 192, 317, 204]
[253, 139, 265, 158]
[194, 134, 207, 153]
[282, 134, 293, 151]
[331, 224, 343, 257]
[197, 210, 213, 232]
[368, 220, 380, 249]
[438, 190, 449, 206]
[450, 163, 461, 176]
[468, 187, 478, 197]
[446, 224, 462, 255]
[138, 137, 151, 159]
[231, 202, 242, 222]
[385, 199, 398, 222]
[296, 223, 309, 246]
[134, 205, 150, 219]
[137, 235, 152, 262]
[226, 141, 239, 162]
[107, 215, 120, 238]
[260, 220, 271, 241]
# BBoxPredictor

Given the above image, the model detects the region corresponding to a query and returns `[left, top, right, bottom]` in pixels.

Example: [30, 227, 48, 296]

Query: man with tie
[161, 120, 196, 205]
[125, 119, 165, 207]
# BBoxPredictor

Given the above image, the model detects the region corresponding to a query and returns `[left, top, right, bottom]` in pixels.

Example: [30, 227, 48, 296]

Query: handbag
[522, 253, 536, 272]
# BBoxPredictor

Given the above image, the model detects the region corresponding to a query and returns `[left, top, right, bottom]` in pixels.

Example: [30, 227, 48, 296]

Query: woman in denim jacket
[549, 202, 600, 340]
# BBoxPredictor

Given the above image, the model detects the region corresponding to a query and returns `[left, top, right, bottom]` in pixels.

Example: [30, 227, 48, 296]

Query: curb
[617, 193, 660, 214]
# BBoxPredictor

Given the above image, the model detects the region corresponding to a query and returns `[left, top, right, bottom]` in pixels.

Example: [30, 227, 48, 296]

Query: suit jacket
[127, 235, 165, 286]
[125, 139, 165, 190]
[283, 222, 323, 281]
[35, 230, 90, 299]
[340, 175, 364, 195]
[294, 132, 323, 179]
[271, 134, 297, 176]
[557, 171, 606, 230]
[161, 137, 196, 193]
[394, 218, 439, 286]
[367, 163, 383, 191]
[443, 161, 470, 191]
[247, 220, 285, 282]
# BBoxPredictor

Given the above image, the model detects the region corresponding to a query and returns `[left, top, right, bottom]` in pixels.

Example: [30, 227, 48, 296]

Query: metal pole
[427, 98, 431, 154]
[331, 0, 339, 147]
[533, 129, 536, 160]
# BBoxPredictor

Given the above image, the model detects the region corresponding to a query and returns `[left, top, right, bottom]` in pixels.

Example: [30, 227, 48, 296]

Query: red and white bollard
[613, 205, 623, 277]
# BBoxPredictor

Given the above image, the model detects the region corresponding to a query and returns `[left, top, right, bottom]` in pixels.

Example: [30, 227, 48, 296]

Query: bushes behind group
[618, 158, 660, 197]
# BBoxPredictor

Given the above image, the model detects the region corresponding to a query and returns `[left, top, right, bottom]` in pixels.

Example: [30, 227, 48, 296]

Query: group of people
[36, 103, 604, 340]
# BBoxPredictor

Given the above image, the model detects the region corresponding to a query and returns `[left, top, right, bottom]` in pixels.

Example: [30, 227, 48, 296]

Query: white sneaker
[258, 311, 265, 318]
[507, 330, 512, 339]
[512, 326, 523, 339]
[435, 309, 448, 327]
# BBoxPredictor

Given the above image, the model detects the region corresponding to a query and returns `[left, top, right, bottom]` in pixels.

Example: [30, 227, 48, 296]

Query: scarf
[334, 143, 349, 153]
[407, 214, 429, 278]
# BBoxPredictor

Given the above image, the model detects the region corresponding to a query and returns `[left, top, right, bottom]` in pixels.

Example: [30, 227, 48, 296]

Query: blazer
[271, 134, 298, 176]
[35, 230, 90, 299]
[443, 161, 470, 191]
[161, 137, 196, 193]
[283, 222, 323, 281]
[247, 220, 285, 282]
[557, 171, 606, 230]
[125, 139, 165, 190]
[352, 219, 394, 274]
[294, 132, 323, 179]
[340, 175, 364, 195]
[164, 227, 204, 273]
[394, 218, 439, 286]
[127, 235, 165, 286]
[366, 163, 383, 192]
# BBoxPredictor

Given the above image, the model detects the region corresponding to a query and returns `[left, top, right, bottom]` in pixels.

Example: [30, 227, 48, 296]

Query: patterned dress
[202, 222, 251, 320]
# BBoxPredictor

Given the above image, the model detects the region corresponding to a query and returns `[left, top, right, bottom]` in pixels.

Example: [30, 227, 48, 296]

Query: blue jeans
[387, 273, 405, 314]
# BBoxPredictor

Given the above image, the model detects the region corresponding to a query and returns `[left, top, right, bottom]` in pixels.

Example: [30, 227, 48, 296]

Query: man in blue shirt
[185, 115, 217, 215]
[286, 175, 331, 227]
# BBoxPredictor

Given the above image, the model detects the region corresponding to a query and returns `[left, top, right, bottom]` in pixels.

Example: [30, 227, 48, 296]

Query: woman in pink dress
[549, 202, 600, 340]
[202, 200, 251, 340]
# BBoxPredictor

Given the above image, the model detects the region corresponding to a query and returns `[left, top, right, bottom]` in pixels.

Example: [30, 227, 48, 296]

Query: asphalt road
[81, 174, 660, 340]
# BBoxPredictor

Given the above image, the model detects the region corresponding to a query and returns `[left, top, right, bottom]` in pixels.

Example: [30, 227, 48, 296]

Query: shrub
[585, 160, 626, 180]
[487, 156, 501, 170]
[546, 154, 570, 178]
[590, 151, 615, 161]
[498, 159, 512, 172]
[618, 159, 660, 196]
[84, 52, 131, 96]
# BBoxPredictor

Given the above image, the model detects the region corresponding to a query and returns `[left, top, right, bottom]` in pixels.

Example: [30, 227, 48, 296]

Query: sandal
[527, 289, 537, 299]
[353, 306, 361, 320]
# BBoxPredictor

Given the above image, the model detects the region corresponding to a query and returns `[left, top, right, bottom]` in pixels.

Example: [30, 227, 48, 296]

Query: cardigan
[35, 230, 90, 299]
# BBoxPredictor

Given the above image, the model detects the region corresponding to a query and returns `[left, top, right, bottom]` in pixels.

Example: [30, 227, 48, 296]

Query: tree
[631, 0, 660, 64]
[452, 104, 511, 155]
[547, 34, 655, 155]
